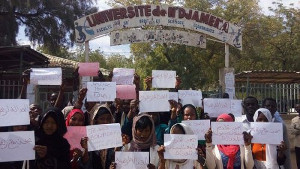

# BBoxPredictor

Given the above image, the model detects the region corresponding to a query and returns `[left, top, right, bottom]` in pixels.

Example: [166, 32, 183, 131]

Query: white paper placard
[250, 122, 283, 144]
[182, 120, 211, 140]
[112, 68, 135, 85]
[225, 72, 235, 88]
[203, 98, 242, 117]
[169, 92, 178, 102]
[86, 82, 116, 102]
[86, 123, 122, 151]
[225, 87, 235, 99]
[0, 99, 30, 127]
[30, 68, 62, 85]
[115, 152, 149, 169]
[139, 91, 169, 112]
[211, 122, 244, 145]
[152, 70, 176, 88]
[0, 131, 35, 162]
[178, 90, 202, 107]
[164, 134, 198, 159]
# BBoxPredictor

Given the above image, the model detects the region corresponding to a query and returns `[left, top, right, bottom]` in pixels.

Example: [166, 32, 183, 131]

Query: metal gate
[0, 80, 22, 99]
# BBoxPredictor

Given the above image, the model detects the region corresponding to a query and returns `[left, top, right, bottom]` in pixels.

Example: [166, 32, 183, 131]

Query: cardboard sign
[64, 126, 87, 150]
[112, 68, 135, 85]
[164, 134, 198, 159]
[169, 92, 178, 102]
[78, 62, 99, 76]
[178, 90, 202, 107]
[182, 120, 211, 140]
[87, 82, 116, 101]
[250, 122, 283, 144]
[203, 98, 242, 117]
[152, 70, 176, 88]
[116, 85, 136, 99]
[115, 152, 149, 169]
[211, 122, 244, 145]
[30, 68, 62, 85]
[0, 99, 30, 127]
[0, 131, 35, 162]
[86, 123, 122, 151]
[139, 91, 169, 112]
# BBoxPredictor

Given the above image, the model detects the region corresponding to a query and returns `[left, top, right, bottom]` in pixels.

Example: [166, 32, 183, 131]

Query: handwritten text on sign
[178, 90, 202, 107]
[115, 152, 149, 169]
[112, 68, 135, 85]
[30, 68, 62, 85]
[203, 98, 242, 117]
[250, 122, 283, 144]
[86, 123, 122, 151]
[64, 126, 87, 150]
[0, 99, 30, 127]
[78, 62, 100, 76]
[152, 70, 176, 88]
[116, 85, 136, 99]
[0, 131, 35, 162]
[182, 120, 211, 140]
[211, 122, 244, 145]
[164, 134, 198, 159]
[139, 91, 169, 112]
[87, 82, 116, 102]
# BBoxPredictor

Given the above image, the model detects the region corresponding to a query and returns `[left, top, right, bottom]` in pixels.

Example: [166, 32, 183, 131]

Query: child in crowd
[34, 107, 71, 169]
[157, 123, 203, 169]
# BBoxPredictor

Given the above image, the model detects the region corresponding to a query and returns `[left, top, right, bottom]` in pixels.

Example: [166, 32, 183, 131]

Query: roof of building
[235, 70, 300, 83]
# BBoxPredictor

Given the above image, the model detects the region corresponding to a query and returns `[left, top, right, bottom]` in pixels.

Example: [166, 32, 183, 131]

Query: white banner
[250, 122, 283, 144]
[152, 70, 176, 88]
[87, 82, 116, 102]
[139, 91, 169, 112]
[182, 120, 211, 140]
[115, 152, 149, 169]
[0, 131, 35, 162]
[178, 90, 202, 107]
[203, 98, 242, 117]
[211, 122, 244, 145]
[112, 68, 135, 85]
[111, 30, 206, 48]
[75, 5, 242, 50]
[30, 68, 62, 85]
[0, 99, 30, 127]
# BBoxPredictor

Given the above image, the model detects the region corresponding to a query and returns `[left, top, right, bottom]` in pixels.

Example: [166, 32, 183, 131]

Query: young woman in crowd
[252, 108, 286, 168]
[205, 113, 254, 169]
[34, 107, 71, 169]
[157, 123, 203, 169]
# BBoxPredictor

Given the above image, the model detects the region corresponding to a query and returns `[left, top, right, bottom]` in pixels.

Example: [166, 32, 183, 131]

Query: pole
[225, 43, 229, 68]
[85, 41, 90, 62]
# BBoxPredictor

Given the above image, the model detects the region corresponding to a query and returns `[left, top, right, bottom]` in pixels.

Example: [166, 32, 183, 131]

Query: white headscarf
[253, 108, 273, 122]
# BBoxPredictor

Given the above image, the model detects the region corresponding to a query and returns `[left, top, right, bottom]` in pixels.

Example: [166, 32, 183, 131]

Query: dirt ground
[283, 114, 298, 169]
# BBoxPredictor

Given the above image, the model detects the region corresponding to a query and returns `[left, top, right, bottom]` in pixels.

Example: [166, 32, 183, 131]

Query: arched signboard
[74, 4, 242, 50]
[110, 29, 206, 48]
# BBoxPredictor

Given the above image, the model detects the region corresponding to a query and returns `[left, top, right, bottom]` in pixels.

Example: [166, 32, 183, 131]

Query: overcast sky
[17, 0, 300, 57]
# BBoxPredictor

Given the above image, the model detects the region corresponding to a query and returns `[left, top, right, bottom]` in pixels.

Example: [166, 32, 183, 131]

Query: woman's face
[43, 116, 57, 135]
[256, 112, 269, 122]
[136, 126, 151, 142]
[183, 107, 196, 120]
[217, 118, 225, 122]
[69, 113, 84, 126]
[122, 134, 131, 145]
[95, 114, 112, 124]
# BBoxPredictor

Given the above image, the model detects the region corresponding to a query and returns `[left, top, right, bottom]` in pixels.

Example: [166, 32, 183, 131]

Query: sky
[17, 0, 300, 57]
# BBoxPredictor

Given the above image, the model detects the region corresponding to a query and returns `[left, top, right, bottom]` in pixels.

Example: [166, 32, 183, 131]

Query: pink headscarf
[65, 109, 84, 126]
[217, 113, 233, 122]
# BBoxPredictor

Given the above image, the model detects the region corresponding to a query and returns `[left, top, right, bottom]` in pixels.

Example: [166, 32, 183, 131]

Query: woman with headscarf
[157, 123, 203, 169]
[34, 107, 71, 169]
[205, 113, 254, 169]
[252, 108, 286, 169]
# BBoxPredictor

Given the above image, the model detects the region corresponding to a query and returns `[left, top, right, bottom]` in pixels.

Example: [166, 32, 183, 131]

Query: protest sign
[30, 68, 62, 85]
[116, 85, 136, 99]
[164, 134, 198, 159]
[87, 123, 122, 151]
[169, 92, 178, 102]
[139, 91, 169, 112]
[115, 152, 149, 169]
[250, 122, 283, 144]
[64, 126, 87, 150]
[0, 99, 30, 127]
[86, 82, 116, 101]
[0, 131, 35, 162]
[211, 122, 244, 145]
[152, 70, 176, 88]
[178, 90, 202, 107]
[203, 98, 242, 117]
[182, 120, 210, 140]
[78, 62, 99, 76]
[112, 68, 135, 85]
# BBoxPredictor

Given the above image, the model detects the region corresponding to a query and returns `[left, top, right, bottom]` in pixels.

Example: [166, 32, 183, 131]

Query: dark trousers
[296, 147, 300, 169]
